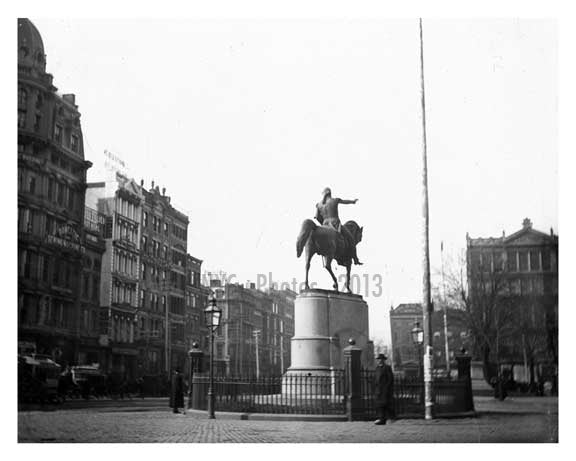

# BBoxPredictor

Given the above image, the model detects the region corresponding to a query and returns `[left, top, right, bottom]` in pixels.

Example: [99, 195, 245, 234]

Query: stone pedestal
[286, 289, 371, 375]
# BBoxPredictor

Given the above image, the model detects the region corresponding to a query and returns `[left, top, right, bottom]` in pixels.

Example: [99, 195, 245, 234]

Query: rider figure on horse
[315, 187, 363, 265]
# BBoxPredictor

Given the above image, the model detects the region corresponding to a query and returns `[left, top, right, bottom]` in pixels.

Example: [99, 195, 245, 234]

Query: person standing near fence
[170, 368, 185, 414]
[374, 353, 395, 425]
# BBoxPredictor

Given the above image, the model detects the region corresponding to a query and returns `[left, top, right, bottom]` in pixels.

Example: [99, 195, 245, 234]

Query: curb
[185, 408, 348, 422]
[184, 408, 476, 422]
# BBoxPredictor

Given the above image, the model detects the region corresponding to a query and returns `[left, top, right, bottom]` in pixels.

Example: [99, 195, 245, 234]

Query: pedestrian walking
[169, 368, 185, 414]
[373, 353, 395, 425]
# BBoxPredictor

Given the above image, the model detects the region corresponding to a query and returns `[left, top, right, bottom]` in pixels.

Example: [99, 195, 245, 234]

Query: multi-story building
[466, 218, 558, 381]
[85, 173, 143, 379]
[185, 255, 210, 353]
[137, 182, 190, 374]
[389, 303, 469, 373]
[18, 18, 95, 365]
[211, 282, 296, 376]
[78, 206, 107, 365]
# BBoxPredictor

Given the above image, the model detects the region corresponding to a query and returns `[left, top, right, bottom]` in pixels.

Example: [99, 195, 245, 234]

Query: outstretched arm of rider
[338, 198, 358, 205]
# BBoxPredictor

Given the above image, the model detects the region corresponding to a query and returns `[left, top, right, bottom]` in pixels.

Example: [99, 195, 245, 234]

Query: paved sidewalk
[18, 396, 558, 443]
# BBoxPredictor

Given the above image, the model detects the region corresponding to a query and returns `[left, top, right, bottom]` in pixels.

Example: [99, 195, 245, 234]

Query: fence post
[343, 338, 363, 421]
[455, 348, 474, 412]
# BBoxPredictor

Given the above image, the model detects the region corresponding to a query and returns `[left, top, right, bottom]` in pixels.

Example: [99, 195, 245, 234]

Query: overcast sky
[30, 18, 557, 345]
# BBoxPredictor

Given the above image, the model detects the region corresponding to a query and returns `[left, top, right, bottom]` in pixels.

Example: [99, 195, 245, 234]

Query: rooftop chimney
[550, 227, 554, 236]
[250, 282, 256, 290]
[63, 94, 76, 106]
[522, 218, 532, 230]
[151, 180, 155, 189]
[140, 179, 144, 187]
[162, 187, 166, 196]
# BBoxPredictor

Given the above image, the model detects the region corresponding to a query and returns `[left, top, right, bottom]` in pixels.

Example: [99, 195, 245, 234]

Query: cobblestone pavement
[18, 397, 558, 443]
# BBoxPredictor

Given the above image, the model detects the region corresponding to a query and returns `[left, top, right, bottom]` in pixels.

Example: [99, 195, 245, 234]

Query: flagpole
[419, 17, 434, 420]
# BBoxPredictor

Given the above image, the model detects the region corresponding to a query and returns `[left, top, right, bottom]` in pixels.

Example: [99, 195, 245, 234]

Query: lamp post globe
[411, 321, 424, 346]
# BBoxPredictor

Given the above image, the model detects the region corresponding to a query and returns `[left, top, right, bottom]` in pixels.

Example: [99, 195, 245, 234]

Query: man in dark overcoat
[374, 353, 394, 425]
[170, 368, 185, 414]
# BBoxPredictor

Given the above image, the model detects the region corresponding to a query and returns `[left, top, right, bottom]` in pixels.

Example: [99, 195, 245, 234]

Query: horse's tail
[296, 219, 316, 258]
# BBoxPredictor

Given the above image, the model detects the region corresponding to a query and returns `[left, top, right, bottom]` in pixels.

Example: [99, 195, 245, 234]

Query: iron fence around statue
[190, 370, 473, 417]
[191, 371, 346, 414]
[360, 370, 473, 418]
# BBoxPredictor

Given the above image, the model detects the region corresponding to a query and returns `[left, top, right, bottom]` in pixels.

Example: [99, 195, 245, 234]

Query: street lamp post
[187, 341, 202, 409]
[203, 295, 222, 419]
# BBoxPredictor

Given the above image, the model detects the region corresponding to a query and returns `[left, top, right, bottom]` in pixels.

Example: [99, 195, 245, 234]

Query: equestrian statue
[296, 187, 363, 293]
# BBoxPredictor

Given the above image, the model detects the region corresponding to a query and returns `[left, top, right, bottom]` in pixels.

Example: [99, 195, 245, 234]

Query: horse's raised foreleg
[345, 263, 352, 293]
[324, 256, 339, 292]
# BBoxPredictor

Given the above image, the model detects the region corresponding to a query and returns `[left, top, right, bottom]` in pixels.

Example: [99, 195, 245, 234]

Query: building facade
[211, 283, 296, 376]
[85, 174, 143, 379]
[78, 206, 107, 365]
[137, 182, 190, 375]
[389, 303, 469, 373]
[185, 255, 210, 353]
[18, 18, 95, 365]
[466, 218, 558, 381]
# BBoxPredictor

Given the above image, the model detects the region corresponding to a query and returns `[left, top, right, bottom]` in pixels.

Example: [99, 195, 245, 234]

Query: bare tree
[436, 251, 515, 390]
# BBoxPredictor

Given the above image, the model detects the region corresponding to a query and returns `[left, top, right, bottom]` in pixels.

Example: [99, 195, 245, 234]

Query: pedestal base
[286, 288, 372, 377]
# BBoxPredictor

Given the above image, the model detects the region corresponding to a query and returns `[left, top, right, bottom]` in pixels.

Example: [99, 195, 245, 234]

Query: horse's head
[344, 220, 363, 244]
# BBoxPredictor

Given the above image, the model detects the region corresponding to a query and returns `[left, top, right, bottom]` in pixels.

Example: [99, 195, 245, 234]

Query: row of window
[19, 249, 80, 289]
[140, 290, 167, 313]
[18, 168, 83, 213]
[185, 292, 198, 308]
[53, 124, 80, 152]
[114, 218, 138, 245]
[18, 105, 80, 155]
[142, 212, 188, 241]
[50, 152, 84, 176]
[475, 277, 554, 296]
[143, 213, 169, 234]
[113, 250, 138, 278]
[170, 296, 185, 316]
[116, 197, 139, 222]
[141, 236, 168, 259]
[110, 315, 134, 344]
[141, 263, 167, 283]
[111, 282, 137, 306]
[80, 272, 100, 302]
[472, 249, 557, 273]
[19, 294, 75, 330]
[81, 307, 101, 334]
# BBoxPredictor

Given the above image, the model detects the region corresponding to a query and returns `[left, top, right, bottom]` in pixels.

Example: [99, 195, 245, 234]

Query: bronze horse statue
[296, 219, 363, 292]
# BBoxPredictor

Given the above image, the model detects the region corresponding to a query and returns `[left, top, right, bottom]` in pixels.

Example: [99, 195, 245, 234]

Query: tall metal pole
[207, 328, 215, 418]
[419, 17, 434, 420]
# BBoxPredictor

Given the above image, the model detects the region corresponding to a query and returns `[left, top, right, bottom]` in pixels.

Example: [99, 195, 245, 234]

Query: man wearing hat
[315, 187, 363, 265]
[374, 353, 395, 425]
